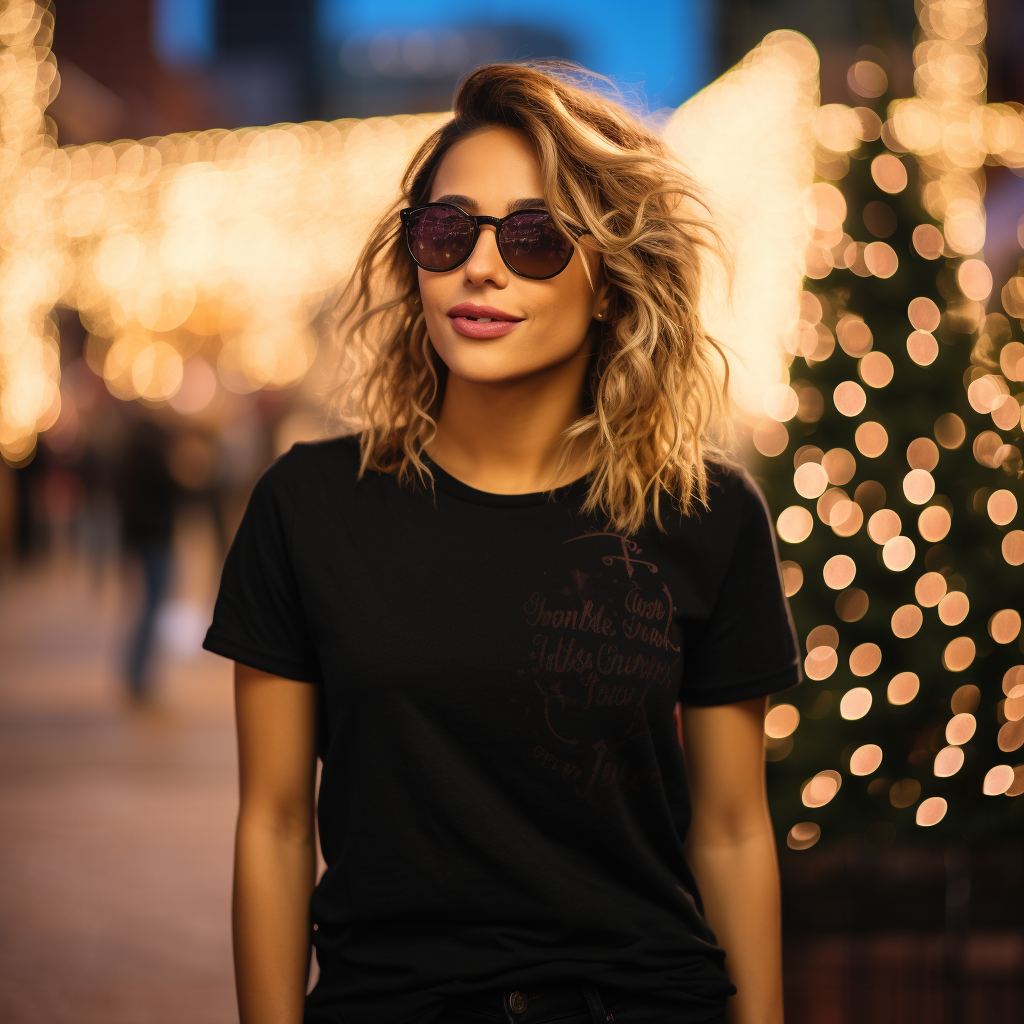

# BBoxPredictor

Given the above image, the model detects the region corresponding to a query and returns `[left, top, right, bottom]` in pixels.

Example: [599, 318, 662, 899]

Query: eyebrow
[431, 194, 548, 214]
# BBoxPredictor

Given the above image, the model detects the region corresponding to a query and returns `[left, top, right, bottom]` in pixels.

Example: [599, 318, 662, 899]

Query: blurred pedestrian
[114, 418, 178, 701]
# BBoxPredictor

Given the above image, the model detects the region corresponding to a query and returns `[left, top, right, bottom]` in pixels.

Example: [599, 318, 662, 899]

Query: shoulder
[703, 457, 772, 525]
[242, 434, 363, 521]
[259, 433, 362, 491]
[666, 456, 768, 532]
[277, 432, 362, 475]
[650, 457, 773, 566]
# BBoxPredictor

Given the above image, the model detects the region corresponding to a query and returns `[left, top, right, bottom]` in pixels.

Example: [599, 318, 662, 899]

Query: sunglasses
[400, 202, 583, 280]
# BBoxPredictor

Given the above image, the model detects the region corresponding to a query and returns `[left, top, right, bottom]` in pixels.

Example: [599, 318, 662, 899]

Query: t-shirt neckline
[422, 453, 591, 509]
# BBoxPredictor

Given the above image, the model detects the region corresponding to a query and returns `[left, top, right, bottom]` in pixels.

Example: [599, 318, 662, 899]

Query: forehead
[428, 127, 544, 206]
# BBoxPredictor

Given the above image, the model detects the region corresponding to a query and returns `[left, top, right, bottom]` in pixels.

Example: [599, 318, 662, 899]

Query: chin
[439, 344, 551, 385]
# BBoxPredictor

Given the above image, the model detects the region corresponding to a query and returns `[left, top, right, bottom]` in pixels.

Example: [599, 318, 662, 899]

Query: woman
[204, 61, 801, 1024]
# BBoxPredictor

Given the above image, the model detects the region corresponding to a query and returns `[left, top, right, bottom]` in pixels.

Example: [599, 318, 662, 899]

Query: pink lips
[447, 302, 523, 339]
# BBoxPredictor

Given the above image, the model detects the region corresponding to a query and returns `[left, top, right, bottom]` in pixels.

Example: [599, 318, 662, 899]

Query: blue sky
[154, 0, 713, 110]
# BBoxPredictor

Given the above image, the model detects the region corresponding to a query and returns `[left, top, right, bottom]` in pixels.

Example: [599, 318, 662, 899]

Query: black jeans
[432, 982, 728, 1024]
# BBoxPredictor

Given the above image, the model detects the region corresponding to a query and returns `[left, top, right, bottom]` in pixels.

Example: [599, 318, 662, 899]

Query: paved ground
[0, 511, 240, 1024]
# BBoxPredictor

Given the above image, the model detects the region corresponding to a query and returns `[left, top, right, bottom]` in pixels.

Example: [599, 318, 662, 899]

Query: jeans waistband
[444, 982, 611, 1024]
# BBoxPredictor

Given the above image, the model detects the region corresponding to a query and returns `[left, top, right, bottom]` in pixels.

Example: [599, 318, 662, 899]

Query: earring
[595, 311, 604, 319]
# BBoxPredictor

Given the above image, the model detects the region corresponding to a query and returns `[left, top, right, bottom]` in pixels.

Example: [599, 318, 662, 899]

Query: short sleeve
[203, 454, 321, 683]
[679, 471, 802, 706]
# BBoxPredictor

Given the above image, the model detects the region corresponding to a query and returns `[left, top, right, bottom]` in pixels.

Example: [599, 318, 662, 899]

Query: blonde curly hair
[330, 60, 734, 533]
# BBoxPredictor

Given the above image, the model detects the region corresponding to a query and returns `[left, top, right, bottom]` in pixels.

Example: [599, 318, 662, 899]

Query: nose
[462, 223, 509, 289]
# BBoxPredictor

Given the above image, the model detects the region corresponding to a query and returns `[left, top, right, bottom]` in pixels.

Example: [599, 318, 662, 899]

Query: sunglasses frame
[400, 202, 586, 280]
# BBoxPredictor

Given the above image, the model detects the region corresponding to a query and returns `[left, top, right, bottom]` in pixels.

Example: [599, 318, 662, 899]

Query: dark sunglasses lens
[499, 212, 573, 278]
[406, 206, 475, 271]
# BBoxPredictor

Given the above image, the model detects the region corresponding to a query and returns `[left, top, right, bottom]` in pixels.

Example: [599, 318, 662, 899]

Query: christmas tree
[751, 39, 1024, 852]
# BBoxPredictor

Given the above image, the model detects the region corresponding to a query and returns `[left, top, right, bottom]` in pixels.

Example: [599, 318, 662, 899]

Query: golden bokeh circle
[887, 671, 920, 705]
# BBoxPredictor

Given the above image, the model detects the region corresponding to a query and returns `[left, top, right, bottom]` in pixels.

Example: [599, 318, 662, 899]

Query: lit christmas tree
[751, 4, 1024, 852]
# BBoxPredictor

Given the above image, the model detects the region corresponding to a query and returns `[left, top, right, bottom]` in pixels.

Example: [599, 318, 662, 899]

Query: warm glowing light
[908, 296, 941, 332]
[850, 744, 882, 776]
[934, 746, 965, 777]
[1001, 342, 1024, 381]
[987, 489, 1018, 525]
[855, 421, 888, 457]
[840, 686, 872, 720]
[823, 554, 856, 590]
[868, 509, 901, 544]
[858, 352, 894, 389]
[794, 462, 828, 498]
[764, 383, 800, 422]
[765, 704, 800, 739]
[938, 591, 969, 626]
[907, 437, 940, 471]
[821, 448, 856, 484]
[781, 560, 804, 596]
[848, 61, 887, 99]
[753, 419, 789, 457]
[951, 684, 980, 714]
[871, 154, 908, 193]
[834, 381, 867, 417]
[999, 720, 1024, 752]
[991, 394, 1021, 431]
[664, 30, 820, 419]
[915, 571, 947, 607]
[907, 331, 939, 365]
[916, 796, 947, 826]
[934, 413, 966, 448]
[1003, 531, 1024, 566]
[888, 671, 920, 705]
[849, 642, 881, 677]
[804, 645, 838, 681]
[1004, 279, 1024, 319]
[903, 469, 936, 505]
[968, 375, 1007, 414]
[912, 224, 944, 259]
[777, 506, 814, 544]
[882, 535, 915, 571]
[801, 770, 841, 808]
[983, 765, 1015, 796]
[830, 500, 864, 538]
[806, 625, 839, 651]
[836, 588, 869, 622]
[864, 241, 898, 278]
[942, 712, 974, 745]
[974, 431, 1008, 468]
[989, 609, 1022, 644]
[957, 259, 993, 301]
[889, 778, 921, 808]
[943, 636, 976, 672]
[786, 822, 821, 850]
[891, 604, 923, 638]
[918, 505, 951, 542]
[836, 316, 873, 356]
[1003, 666, 1024, 699]
[168, 357, 218, 415]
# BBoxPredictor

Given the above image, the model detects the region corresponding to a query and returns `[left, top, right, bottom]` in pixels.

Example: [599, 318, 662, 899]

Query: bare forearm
[233, 815, 316, 1024]
[686, 827, 784, 1024]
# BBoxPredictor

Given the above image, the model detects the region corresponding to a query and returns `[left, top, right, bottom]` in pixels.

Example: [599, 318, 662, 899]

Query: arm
[679, 696, 784, 1024]
[233, 662, 319, 1024]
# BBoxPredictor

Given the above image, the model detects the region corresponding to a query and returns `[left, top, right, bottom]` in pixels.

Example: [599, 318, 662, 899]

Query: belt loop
[582, 984, 614, 1023]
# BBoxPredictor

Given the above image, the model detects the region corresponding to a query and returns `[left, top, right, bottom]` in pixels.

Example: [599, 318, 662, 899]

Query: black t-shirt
[203, 436, 801, 1024]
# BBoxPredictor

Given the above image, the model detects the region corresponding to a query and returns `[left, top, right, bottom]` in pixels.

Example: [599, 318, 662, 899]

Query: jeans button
[509, 991, 528, 1014]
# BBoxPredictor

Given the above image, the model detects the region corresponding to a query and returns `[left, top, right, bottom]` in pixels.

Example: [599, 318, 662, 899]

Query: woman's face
[417, 126, 608, 386]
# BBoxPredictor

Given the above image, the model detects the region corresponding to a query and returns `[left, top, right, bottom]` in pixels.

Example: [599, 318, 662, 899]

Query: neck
[426, 350, 592, 494]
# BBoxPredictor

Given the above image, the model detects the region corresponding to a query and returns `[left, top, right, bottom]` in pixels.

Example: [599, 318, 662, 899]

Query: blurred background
[1, 1, 1023, 1022]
